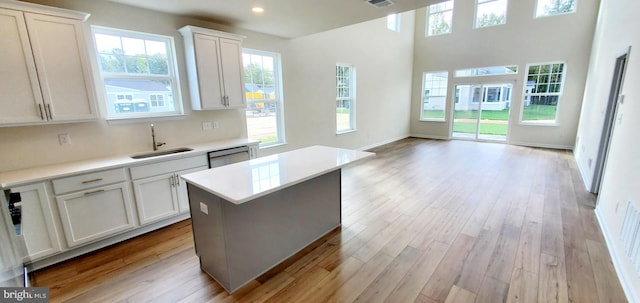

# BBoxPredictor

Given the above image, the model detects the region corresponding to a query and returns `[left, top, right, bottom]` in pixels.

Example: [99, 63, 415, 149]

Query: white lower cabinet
[11, 182, 61, 261]
[133, 166, 208, 224]
[55, 182, 135, 247]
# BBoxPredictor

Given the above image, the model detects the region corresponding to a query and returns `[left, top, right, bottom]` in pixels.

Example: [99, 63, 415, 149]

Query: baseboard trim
[595, 207, 636, 303]
[508, 140, 574, 150]
[358, 135, 410, 151]
[408, 134, 450, 140]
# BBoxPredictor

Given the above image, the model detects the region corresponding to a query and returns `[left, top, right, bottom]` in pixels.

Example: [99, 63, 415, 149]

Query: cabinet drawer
[52, 168, 127, 195]
[56, 182, 135, 247]
[130, 155, 207, 180]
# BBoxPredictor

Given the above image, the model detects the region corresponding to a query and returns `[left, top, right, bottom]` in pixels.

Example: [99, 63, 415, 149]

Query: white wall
[575, 0, 640, 300]
[409, 0, 599, 148]
[263, 12, 416, 156]
[0, 0, 414, 171]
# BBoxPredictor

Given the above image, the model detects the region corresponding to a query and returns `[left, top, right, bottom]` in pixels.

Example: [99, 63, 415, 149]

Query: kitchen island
[181, 145, 374, 293]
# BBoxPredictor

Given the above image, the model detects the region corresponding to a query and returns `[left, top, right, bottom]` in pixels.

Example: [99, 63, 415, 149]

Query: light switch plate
[200, 202, 208, 215]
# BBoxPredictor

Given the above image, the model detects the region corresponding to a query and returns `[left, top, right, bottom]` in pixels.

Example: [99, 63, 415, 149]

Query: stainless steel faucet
[150, 124, 166, 151]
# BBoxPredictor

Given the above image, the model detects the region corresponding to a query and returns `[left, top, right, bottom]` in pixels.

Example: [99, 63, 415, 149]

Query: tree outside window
[475, 0, 507, 28]
[426, 1, 454, 36]
[536, 0, 577, 17]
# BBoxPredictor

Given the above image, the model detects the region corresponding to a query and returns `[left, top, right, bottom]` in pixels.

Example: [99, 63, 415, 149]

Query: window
[421, 72, 448, 121]
[149, 95, 165, 107]
[336, 64, 356, 133]
[475, 0, 507, 28]
[521, 62, 566, 124]
[426, 1, 454, 36]
[387, 14, 400, 32]
[536, 0, 576, 17]
[243, 49, 285, 147]
[92, 27, 182, 119]
[455, 65, 518, 77]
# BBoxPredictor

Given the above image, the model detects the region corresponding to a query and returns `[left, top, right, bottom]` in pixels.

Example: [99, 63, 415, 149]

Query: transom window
[387, 14, 400, 32]
[475, 0, 508, 28]
[455, 65, 518, 77]
[521, 62, 566, 124]
[536, 0, 577, 17]
[243, 49, 285, 147]
[92, 26, 182, 119]
[421, 71, 448, 121]
[426, 0, 454, 36]
[336, 64, 356, 133]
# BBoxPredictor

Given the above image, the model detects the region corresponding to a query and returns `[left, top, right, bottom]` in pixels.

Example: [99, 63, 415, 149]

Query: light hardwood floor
[32, 138, 627, 302]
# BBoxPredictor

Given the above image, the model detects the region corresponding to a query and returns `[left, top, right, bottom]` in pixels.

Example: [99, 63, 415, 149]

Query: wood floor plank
[444, 285, 476, 303]
[585, 239, 627, 303]
[506, 268, 538, 303]
[538, 253, 569, 303]
[354, 246, 422, 303]
[419, 234, 475, 302]
[29, 138, 626, 303]
[384, 240, 449, 303]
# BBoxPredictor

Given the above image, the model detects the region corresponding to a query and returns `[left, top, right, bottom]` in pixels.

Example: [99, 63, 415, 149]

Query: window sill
[259, 142, 287, 149]
[337, 129, 357, 135]
[420, 118, 447, 122]
[106, 114, 187, 125]
[519, 121, 559, 127]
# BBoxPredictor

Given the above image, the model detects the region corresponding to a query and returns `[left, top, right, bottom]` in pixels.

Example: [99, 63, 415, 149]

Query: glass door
[452, 82, 512, 141]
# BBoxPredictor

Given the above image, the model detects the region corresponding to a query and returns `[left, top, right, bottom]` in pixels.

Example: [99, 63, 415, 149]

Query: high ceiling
[107, 0, 434, 38]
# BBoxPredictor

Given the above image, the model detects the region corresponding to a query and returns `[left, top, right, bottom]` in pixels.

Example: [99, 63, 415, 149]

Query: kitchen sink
[130, 147, 193, 159]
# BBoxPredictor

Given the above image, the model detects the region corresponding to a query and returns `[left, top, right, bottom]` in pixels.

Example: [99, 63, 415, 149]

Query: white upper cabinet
[179, 26, 246, 110]
[0, 3, 97, 126]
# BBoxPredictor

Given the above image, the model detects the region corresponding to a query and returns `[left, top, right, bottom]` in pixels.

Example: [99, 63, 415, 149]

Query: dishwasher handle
[208, 146, 249, 158]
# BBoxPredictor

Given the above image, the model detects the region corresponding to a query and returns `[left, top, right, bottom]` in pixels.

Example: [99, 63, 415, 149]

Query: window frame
[520, 61, 567, 126]
[474, 0, 508, 29]
[535, 0, 577, 18]
[336, 63, 356, 134]
[242, 48, 286, 148]
[426, 0, 454, 37]
[91, 26, 183, 121]
[420, 71, 449, 122]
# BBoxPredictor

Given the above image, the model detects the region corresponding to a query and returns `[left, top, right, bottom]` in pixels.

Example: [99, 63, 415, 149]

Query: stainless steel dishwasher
[207, 146, 251, 168]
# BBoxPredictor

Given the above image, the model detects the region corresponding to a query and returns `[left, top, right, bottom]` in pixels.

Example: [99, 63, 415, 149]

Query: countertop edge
[182, 147, 375, 205]
[0, 139, 259, 189]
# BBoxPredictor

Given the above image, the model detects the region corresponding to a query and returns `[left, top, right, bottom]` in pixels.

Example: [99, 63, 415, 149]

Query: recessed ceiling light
[252, 7, 264, 14]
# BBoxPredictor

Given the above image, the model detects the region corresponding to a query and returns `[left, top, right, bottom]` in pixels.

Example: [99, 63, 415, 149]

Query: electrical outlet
[200, 202, 208, 215]
[58, 133, 71, 145]
[202, 121, 213, 131]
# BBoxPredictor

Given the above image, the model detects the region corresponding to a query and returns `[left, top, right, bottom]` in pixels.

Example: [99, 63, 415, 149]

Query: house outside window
[521, 62, 566, 124]
[92, 26, 182, 119]
[536, 0, 577, 17]
[426, 0, 454, 36]
[243, 49, 285, 147]
[421, 71, 448, 121]
[475, 0, 508, 28]
[150, 94, 165, 107]
[336, 64, 356, 133]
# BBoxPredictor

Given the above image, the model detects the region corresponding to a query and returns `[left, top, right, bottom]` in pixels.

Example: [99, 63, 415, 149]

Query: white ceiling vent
[366, 0, 395, 8]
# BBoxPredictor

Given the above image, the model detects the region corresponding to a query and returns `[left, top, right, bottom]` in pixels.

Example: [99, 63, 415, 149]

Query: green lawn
[423, 105, 557, 121]
[453, 122, 508, 136]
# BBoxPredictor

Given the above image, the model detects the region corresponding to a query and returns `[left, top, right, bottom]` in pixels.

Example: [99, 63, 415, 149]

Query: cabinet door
[176, 166, 208, 213]
[56, 183, 135, 247]
[193, 33, 225, 109]
[219, 38, 246, 108]
[0, 9, 45, 124]
[11, 183, 61, 261]
[133, 173, 180, 225]
[24, 12, 96, 122]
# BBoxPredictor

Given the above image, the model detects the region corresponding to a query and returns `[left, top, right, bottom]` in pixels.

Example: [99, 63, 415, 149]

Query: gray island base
[187, 169, 341, 293]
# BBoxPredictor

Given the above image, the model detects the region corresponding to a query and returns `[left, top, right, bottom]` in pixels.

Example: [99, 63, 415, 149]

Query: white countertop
[0, 138, 258, 189]
[181, 145, 375, 205]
